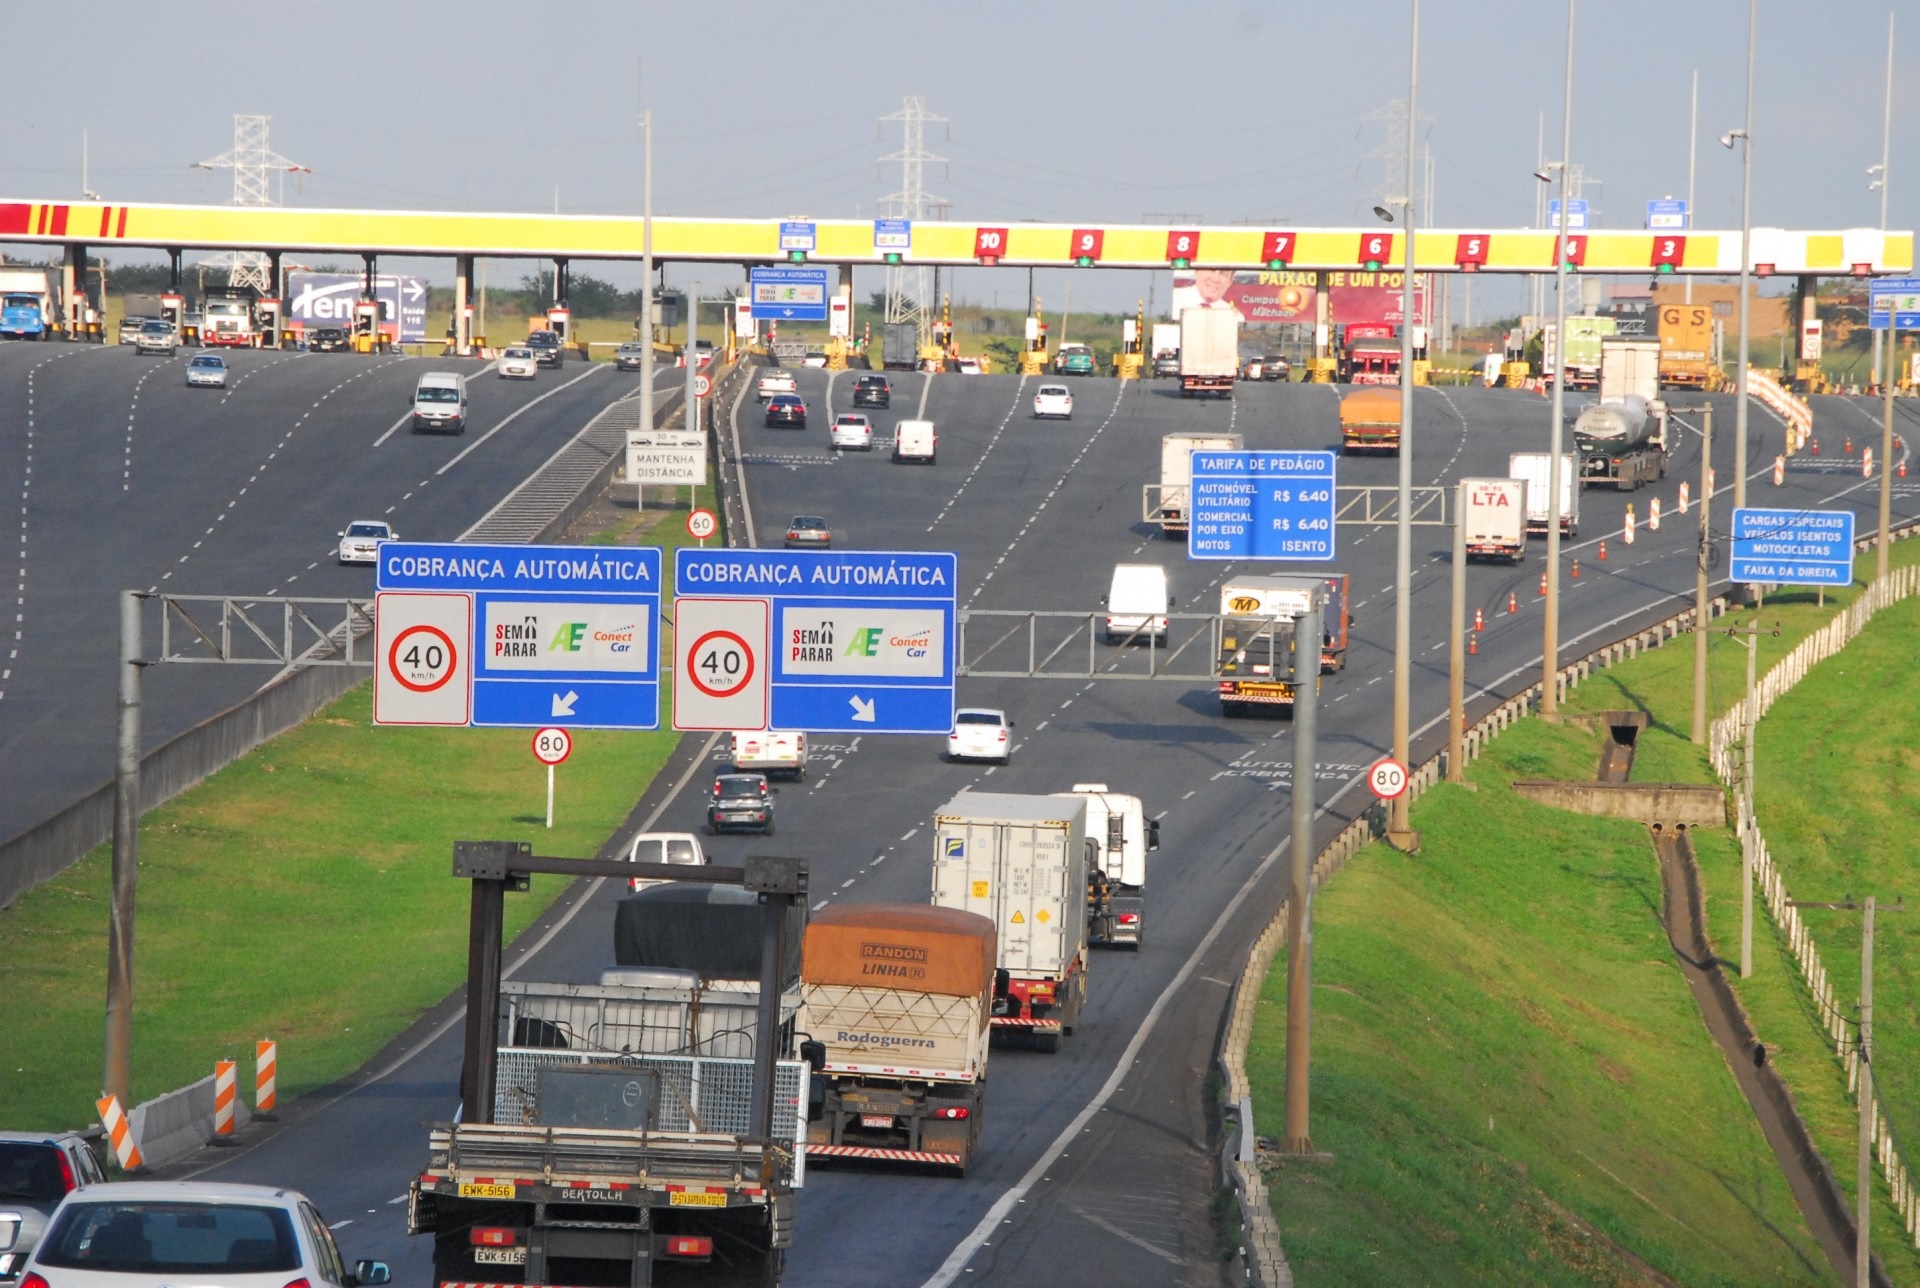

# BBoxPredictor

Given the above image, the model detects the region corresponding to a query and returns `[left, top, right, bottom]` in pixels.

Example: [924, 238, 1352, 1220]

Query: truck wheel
[1033, 1031, 1061, 1054]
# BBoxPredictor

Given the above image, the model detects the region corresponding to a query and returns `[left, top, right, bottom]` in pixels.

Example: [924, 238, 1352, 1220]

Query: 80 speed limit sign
[673, 597, 770, 730]
[1367, 757, 1410, 800]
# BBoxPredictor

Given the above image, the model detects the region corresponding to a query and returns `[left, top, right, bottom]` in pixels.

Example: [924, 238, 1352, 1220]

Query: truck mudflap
[806, 1144, 963, 1166]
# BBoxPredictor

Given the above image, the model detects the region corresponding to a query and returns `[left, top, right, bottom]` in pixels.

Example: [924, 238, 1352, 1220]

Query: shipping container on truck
[930, 792, 1090, 1054]
[1339, 323, 1400, 384]
[1145, 431, 1243, 536]
[1573, 395, 1667, 490]
[883, 321, 919, 371]
[1178, 306, 1238, 396]
[1057, 784, 1159, 948]
[1339, 386, 1402, 454]
[408, 879, 808, 1287]
[1509, 451, 1580, 537]
[1658, 302, 1716, 390]
[1461, 477, 1528, 563]
[1220, 574, 1351, 674]
[797, 904, 996, 1175]
[1599, 337, 1662, 403]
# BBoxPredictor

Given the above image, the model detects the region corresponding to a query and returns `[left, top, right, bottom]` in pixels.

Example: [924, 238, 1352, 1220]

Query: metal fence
[494, 1049, 805, 1143]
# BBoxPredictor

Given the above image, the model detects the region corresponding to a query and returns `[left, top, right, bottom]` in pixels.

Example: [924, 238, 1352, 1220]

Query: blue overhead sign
[1868, 277, 1920, 330]
[1189, 451, 1337, 561]
[378, 543, 662, 729]
[778, 221, 816, 253]
[749, 266, 830, 322]
[1547, 198, 1590, 230]
[1730, 507, 1856, 586]
[874, 219, 911, 253]
[676, 549, 957, 734]
[1645, 199, 1689, 230]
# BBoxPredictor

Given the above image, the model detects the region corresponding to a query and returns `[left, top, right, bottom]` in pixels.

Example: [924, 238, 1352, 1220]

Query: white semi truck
[1461, 477, 1528, 563]
[1509, 451, 1580, 538]
[1059, 784, 1158, 949]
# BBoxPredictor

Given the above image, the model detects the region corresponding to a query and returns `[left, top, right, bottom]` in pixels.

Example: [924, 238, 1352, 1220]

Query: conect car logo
[889, 630, 933, 659]
[593, 624, 636, 654]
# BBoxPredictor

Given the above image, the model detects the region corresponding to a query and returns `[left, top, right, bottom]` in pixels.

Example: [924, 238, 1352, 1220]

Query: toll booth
[160, 292, 188, 345]
[257, 297, 282, 348]
[353, 299, 382, 353]
[546, 305, 571, 348]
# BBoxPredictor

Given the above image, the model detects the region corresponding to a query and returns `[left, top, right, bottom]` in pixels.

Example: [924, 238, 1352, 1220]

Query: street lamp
[1372, 189, 1417, 850]
[1539, 0, 1576, 715]
[1726, 0, 1756, 519]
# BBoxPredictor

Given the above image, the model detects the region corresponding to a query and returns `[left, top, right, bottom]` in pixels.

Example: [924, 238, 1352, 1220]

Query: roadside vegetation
[1250, 541, 1920, 1284]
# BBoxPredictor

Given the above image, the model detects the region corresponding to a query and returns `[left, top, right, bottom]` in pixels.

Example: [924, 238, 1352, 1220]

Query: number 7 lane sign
[673, 597, 771, 731]
[374, 592, 472, 725]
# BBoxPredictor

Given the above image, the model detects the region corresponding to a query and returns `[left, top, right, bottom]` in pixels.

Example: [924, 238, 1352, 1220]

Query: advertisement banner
[286, 271, 428, 342]
[1169, 269, 1427, 327]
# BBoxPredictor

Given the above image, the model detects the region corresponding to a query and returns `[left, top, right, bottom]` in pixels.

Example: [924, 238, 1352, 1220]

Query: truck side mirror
[799, 1039, 826, 1070]
[993, 968, 1011, 1000]
[1147, 819, 1161, 852]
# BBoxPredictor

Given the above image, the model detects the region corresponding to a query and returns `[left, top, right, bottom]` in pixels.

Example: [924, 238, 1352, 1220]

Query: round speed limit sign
[388, 624, 457, 693]
[531, 727, 572, 766]
[688, 629, 755, 698]
[686, 508, 718, 540]
[694, 373, 713, 398]
[1367, 757, 1410, 800]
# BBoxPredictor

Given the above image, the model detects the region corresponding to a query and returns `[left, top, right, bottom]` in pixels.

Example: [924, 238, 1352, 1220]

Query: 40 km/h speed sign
[373, 592, 472, 725]
[1368, 757, 1410, 801]
[673, 597, 770, 730]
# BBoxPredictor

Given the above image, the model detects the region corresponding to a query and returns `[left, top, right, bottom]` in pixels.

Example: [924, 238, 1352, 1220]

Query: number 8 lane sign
[673, 597, 770, 731]
[374, 592, 473, 726]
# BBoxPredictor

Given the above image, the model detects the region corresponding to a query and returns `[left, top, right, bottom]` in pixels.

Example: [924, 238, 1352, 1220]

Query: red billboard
[1170, 269, 1428, 328]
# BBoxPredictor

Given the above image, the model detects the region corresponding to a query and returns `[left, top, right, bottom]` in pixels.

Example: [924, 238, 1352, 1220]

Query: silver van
[411, 371, 467, 434]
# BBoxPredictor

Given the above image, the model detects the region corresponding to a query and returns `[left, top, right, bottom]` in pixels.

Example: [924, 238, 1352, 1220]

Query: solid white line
[728, 369, 757, 545]
[372, 412, 413, 447]
[1074, 1210, 1181, 1264]
[916, 368, 936, 419]
[437, 364, 607, 474]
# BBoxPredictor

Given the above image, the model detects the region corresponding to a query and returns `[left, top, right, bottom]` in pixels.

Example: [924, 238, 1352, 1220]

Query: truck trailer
[931, 792, 1090, 1053]
[797, 903, 996, 1174]
[1658, 303, 1716, 390]
[1509, 451, 1580, 537]
[1339, 386, 1402, 454]
[1461, 477, 1527, 563]
[1216, 575, 1341, 715]
[1573, 395, 1667, 491]
[883, 321, 919, 371]
[1177, 306, 1237, 396]
[1145, 431, 1243, 536]
[1059, 784, 1158, 948]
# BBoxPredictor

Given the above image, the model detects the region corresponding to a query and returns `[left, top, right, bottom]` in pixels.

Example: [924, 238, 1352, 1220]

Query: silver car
[21, 1180, 389, 1287]
[133, 320, 175, 356]
[0, 1132, 107, 1281]
[497, 346, 538, 379]
[184, 354, 228, 389]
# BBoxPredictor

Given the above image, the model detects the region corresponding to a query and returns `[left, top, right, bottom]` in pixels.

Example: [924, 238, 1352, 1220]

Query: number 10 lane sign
[1189, 450, 1338, 561]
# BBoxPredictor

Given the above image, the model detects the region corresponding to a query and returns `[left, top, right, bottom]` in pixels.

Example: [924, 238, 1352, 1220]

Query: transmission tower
[877, 97, 947, 345]
[192, 115, 309, 290]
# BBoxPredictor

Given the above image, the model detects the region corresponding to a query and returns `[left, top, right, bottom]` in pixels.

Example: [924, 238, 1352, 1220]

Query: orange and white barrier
[214, 1061, 238, 1138]
[1773, 456, 1785, 487]
[96, 1095, 142, 1170]
[1679, 481, 1691, 514]
[255, 1040, 277, 1114]
[1864, 447, 1874, 478]
[1748, 370, 1813, 450]
[1623, 505, 1636, 545]
[1649, 497, 1661, 531]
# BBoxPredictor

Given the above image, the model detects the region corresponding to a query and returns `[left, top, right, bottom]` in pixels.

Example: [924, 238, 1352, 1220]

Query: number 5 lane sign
[374, 592, 472, 725]
[674, 597, 770, 731]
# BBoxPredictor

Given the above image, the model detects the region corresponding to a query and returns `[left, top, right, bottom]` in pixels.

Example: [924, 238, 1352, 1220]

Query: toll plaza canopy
[1, 198, 1912, 276]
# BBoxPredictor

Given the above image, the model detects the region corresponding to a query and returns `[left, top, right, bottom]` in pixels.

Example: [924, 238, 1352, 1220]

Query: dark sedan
[308, 327, 352, 352]
[851, 374, 892, 408]
[764, 393, 807, 427]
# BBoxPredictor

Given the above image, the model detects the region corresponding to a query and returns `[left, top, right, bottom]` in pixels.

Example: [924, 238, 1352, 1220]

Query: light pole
[638, 105, 654, 509]
[1539, 0, 1576, 714]
[1870, 12, 1893, 390]
[1725, 0, 1757, 517]
[1690, 404, 1715, 744]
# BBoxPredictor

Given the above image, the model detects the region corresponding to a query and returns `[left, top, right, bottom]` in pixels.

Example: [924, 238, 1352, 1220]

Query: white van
[1104, 563, 1169, 644]
[411, 371, 468, 434]
[730, 730, 808, 780]
[624, 831, 706, 891]
[893, 418, 937, 464]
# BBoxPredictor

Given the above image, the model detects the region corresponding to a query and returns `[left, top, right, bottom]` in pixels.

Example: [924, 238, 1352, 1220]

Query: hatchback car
[947, 708, 1013, 764]
[783, 516, 831, 549]
[19, 1180, 389, 1288]
[830, 413, 873, 452]
[954, 356, 983, 375]
[0, 1132, 108, 1281]
[525, 330, 564, 368]
[757, 370, 797, 401]
[800, 351, 829, 369]
[1032, 385, 1074, 420]
[851, 374, 891, 408]
[337, 519, 396, 565]
[497, 346, 537, 379]
[707, 773, 774, 835]
[307, 327, 351, 353]
[613, 341, 648, 371]
[764, 394, 807, 428]
[184, 354, 228, 389]
[134, 320, 175, 356]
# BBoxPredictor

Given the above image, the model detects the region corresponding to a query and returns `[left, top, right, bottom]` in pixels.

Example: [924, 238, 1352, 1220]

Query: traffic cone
[1901, 459, 1908, 478]
[1598, 540, 1608, 561]
[1846, 436, 1854, 454]
[1507, 590, 1518, 614]
[1811, 438, 1820, 455]
[1473, 607, 1485, 631]
[1469, 632, 1478, 655]
[1538, 572, 1548, 596]
[1570, 558, 1580, 578]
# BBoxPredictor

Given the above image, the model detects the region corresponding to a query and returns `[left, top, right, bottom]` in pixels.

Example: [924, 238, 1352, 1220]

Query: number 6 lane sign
[673, 597, 770, 731]
[374, 592, 472, 726]
[1367, 757, 1409, 800]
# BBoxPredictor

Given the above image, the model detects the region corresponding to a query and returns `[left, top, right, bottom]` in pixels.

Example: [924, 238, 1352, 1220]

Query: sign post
[531, 727, 572, 828]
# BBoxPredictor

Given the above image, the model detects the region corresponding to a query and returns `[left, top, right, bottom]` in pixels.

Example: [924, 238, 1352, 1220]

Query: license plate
[669, 1191, 727, 1208]
[473, 1247, 527, 1265]
[457, 1182, 516, 1199]
[860, 1114, 895, 1128]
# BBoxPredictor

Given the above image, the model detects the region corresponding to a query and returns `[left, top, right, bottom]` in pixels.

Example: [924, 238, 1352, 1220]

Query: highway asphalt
[44, 353, 1920, 1285]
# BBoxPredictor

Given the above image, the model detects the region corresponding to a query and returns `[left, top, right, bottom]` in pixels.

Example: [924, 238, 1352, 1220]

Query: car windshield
[791, 517, 825, 530]
[417, 387, 460, 403]
[0, 1142, 66, 1202]
[772, 396, 800, 407]
[141, 322, 170, 333]
[955, 711, 1002, 726]
[38, 1200, 301, 1274]
[528, 333, 558, 346]
[190, 357, 221, 368]
[836, 416, 866, 426]
[346, 523, 388, 538]
[715, 779, 765, 799]
[1039, 386, 1067, 397]
[620, 344, 644, 353]
[505, 348, 532, 358]
[4, 294, 38, 308]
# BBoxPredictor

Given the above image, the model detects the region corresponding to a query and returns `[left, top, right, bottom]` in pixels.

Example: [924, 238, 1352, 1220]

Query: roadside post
[531, 727, 572, 828]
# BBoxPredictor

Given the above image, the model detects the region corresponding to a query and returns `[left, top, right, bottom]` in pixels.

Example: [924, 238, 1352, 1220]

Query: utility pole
[637, 99, 654, 510]
[1448, 480, 1466, 782]
[1387, 0, 1421, 849]
[1281, 593, 1325, 1155]
[1686, 69, 1698, 306]
[1871, 13, 1893, 388]
[1691, 404, 1714, 743]
[878, 97, 948, 351]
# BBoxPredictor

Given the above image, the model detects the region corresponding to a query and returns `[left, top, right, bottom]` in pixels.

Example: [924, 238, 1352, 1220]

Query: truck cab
[1061, 784, 1158, 948]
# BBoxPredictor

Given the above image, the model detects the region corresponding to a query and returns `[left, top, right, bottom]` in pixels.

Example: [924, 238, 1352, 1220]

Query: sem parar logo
[549, 623, 587, 653]
[844, 627, 883, 658]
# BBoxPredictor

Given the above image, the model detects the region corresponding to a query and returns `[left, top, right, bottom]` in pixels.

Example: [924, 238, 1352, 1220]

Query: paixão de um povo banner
[1169, 269, 1429, 327]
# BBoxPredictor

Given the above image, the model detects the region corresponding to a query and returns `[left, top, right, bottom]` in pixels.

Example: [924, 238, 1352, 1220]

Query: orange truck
[1658, 302, 1716, 389]
[1340, 387, 1402, 454]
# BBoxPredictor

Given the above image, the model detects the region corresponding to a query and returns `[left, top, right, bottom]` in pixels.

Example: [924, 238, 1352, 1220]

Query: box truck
[1509, 451, 1580, 537]
[1461, 477, 1527, 563]
[1145, 431, 1243, 536]
[1178, 306, 1237, 396]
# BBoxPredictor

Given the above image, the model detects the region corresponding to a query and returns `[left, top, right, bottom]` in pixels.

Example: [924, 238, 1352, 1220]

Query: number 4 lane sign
[673, 597, 771, 731]
[374, 592, 472, 725]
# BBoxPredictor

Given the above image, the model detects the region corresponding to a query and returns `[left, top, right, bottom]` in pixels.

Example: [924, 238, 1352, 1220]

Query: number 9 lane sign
[374, 591, 472, 726]
[673, 597, 770, 731]
[1368, 757, 1409, 801]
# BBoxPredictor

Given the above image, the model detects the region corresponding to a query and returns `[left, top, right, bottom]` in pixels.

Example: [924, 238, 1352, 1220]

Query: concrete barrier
[1511, 780, 1728, 828]
[127, 1073, 251, 1170]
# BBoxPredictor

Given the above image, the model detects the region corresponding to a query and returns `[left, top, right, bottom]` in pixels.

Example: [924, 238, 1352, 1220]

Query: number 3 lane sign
[374, 592, 472, 725]
[673, 597, 770, 731]
[1368, 757, 1409, 800]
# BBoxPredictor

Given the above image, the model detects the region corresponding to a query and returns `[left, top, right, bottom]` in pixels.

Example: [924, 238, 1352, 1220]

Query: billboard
[1169, 269, 1427, 327]
[286, 271, 428, 342]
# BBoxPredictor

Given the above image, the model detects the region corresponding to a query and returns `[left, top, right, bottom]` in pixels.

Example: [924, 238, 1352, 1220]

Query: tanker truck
[1573, 394, 1667, 491]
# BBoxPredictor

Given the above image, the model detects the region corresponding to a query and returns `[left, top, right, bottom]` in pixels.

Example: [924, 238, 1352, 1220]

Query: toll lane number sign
[374, 592, 472, 726]
[673, 597, 770, 731]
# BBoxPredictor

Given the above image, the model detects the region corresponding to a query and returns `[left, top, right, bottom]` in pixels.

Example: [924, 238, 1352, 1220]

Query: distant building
[1652, 282, 1790, 338]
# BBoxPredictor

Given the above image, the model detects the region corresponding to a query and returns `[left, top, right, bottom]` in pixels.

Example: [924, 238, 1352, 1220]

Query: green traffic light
[883, 252, 902, 265]
[1075, 256, 1094, 268]
[1364, 260, 1382, 272]
[789, 251, 807, 264]
[1267, 258, 1287, 271]
[1656, 262, 1674, 274]
[1171, 257, 1191, 269]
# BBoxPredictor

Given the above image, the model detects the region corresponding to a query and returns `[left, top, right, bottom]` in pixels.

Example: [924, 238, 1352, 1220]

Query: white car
[954, 356, 983, 375]
[800, 351, 829, 369]
[947, 708, 1013, 763]
[498, 346, 538, 379]
[185, 353, 229, 389]
[337, 519, 396, 565]
[21, 1180, 390, 1288]
[830, 413, 874, 452]
[757, 370, 797, 400]
[1033, 384, 1073, 419]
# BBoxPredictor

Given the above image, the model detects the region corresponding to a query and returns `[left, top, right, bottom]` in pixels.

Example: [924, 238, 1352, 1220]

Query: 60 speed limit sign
[1367, 757, 1410, 800]
[673, 597, 770, 730]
